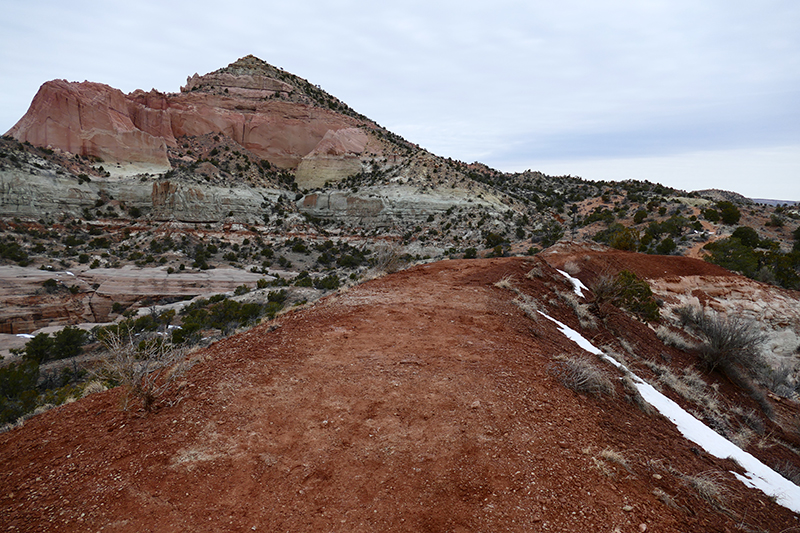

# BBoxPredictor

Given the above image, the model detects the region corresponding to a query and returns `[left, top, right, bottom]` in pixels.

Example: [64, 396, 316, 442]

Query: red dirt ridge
[1, 253, 798, 532]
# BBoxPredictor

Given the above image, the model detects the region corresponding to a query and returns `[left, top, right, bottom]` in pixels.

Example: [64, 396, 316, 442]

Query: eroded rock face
[6, 57, 389, 183]
[6, 80, 171, 167]
[298, 186, 510, 226]
[0, 166, 283, 223]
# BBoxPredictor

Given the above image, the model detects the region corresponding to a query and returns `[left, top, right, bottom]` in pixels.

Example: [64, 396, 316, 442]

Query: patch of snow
[538, 311, 601, 355]
[538, 310, 800, 514]
[556, 269, 588, 298]
[65, 271, 75, 277]
[16, 334, 35, 339]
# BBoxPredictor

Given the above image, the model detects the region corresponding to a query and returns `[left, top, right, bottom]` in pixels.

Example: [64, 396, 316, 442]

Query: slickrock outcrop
[6, 56, 401, 180]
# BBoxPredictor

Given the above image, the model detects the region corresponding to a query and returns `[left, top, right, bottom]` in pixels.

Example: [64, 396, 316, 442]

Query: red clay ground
[1, 255, 799, 532]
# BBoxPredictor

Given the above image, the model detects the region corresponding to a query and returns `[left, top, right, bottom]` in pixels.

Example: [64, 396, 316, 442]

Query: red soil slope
[1, 256, 798, 532]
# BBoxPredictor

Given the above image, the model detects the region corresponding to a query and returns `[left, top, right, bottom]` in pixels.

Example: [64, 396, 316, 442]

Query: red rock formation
[5, 56, 385, 172]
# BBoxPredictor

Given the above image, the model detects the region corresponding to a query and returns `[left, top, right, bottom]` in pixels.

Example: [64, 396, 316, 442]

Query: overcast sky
[2, 1, 798, 200]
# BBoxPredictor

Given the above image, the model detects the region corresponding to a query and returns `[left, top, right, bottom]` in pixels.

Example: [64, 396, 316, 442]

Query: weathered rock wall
[0, 167, 285, 224]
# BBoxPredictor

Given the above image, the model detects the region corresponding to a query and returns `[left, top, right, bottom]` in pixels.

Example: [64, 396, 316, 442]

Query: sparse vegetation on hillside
[703, 225, 800, 289]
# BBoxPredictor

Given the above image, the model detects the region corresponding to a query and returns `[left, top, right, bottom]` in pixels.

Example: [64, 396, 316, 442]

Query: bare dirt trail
[1, 257, 797, 532]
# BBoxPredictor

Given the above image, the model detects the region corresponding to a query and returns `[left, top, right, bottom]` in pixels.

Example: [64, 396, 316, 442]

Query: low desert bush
[556, 290, 597, 329]
[550, 355, 615, 398]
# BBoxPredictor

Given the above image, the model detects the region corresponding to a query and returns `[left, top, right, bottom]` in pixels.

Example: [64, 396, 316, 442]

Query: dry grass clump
[680, 470, 731, 510]
[494, 275, 516, 290]
[556, 290, 597, 330]
[81, 380, 108, 398]
[774, 460, 800, 486]
[599, 447, 631, 471]
[562, 260, 581, 276]
[550, 355, 616, 398]
[655, 325, 696, 351]
[584, 446, 632, 478]
[525, 264, 545, 279]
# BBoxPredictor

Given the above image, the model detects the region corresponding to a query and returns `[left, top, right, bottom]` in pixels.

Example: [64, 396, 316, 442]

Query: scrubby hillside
[2, 249, 799, 532]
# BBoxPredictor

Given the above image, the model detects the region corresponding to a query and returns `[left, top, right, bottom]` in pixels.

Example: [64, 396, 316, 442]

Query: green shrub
[702, 238, 758, 277]
[730, 226, 760, 248]
[0, 360, 40, 424]
[608, 227, 639, 251]
[655, 237, 677, 255]
[484, 232, 506, 248]
[591, 270, 660, 321]
[314, 274, 340, 290]
[293, 271, 313, 287]
[716, 201, 741, 225]
[42, 278, 60, 293]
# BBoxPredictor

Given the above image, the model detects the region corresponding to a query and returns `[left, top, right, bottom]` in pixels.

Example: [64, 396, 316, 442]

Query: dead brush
[95, 329, 188, 412]
[367, 243, 408, 277]
[675, 305, 766, 375]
